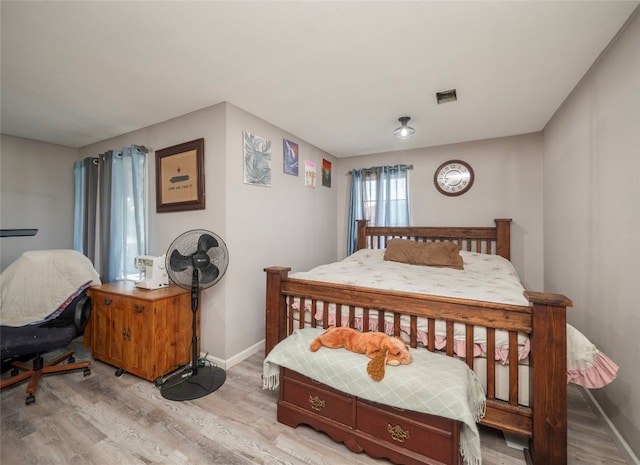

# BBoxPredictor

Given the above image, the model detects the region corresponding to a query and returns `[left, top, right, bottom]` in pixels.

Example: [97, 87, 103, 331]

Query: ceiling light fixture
[394, 116, 415, 139]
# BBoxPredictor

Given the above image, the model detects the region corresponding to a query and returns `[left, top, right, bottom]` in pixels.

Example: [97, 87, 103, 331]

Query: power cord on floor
[156, 353, 219, 391]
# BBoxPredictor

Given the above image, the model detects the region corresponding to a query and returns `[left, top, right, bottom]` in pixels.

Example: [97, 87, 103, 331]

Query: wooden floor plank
[1, 338, 631, 465]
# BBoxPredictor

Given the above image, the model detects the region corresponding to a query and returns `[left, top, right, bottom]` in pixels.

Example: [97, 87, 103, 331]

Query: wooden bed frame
[265, 219, 572, 465]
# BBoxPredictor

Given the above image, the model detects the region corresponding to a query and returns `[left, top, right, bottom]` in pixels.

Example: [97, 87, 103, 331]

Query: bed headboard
[356, 218, 512, 260]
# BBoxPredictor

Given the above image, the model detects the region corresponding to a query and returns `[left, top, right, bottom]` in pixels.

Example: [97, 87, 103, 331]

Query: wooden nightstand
[87, 281, 198, 382]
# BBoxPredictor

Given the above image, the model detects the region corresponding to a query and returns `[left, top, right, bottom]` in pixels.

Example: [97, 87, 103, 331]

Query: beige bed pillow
[383, 239, 463, 269]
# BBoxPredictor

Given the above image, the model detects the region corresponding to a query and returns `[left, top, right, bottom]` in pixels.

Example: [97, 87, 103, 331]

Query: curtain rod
[346, 164, 413, 175]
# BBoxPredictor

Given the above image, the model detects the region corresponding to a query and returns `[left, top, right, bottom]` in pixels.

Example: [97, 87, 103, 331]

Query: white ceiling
[1, 1, 637, 158]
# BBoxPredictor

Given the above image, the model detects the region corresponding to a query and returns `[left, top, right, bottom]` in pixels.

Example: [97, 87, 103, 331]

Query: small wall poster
[243, 131, 271, 187]
[304, 160, 316, 187]
[322, 159, 332, 187]
[283, 139, 299, 176]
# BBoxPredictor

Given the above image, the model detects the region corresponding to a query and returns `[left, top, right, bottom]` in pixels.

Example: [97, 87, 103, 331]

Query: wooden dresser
[278, 368, 461, 465]
[87, 281, 197, 382]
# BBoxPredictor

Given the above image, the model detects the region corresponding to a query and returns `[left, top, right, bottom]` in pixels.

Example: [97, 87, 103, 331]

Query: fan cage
[165, 229, 229, 290]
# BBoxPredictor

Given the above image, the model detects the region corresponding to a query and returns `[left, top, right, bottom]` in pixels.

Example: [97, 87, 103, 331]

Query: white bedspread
[0, 249, 101, 326]
[264, 328, 486, 465]
[292, 248, 529, 306]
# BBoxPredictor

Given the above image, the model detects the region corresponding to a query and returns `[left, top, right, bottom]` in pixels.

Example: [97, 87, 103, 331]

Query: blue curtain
[347, 164, 410, 255]
[347, 169, 365, 255]
[106, 146, 147, 282]
[374, 165, 410, 227]
[73, 145, 147, 282]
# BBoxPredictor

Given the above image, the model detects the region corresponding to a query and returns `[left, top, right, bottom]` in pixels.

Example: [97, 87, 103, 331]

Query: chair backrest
[38, 291, 91, 333]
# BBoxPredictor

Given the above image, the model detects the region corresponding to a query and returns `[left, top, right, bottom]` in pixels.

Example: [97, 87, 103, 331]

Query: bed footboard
[525, 290, 571, 465]
[265, 266, 291, 356]
[264, 267, 571, 465]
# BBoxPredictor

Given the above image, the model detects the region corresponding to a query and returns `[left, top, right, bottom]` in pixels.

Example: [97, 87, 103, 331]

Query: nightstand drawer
[92, 292, 126, 310]
[281, 368, 355, 427]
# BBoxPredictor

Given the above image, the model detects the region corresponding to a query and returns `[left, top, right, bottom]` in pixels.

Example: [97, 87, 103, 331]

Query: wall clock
[434, 160, 474, 196]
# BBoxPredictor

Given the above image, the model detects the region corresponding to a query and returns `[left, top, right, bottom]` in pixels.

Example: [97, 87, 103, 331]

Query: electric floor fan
[160, 229, 229, 401]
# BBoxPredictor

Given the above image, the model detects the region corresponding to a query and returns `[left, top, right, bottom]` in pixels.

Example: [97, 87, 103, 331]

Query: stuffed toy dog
[309, 327, 412, 381]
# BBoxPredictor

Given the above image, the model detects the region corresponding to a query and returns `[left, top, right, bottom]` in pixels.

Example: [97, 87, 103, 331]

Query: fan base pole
[160, 365, 226, 401]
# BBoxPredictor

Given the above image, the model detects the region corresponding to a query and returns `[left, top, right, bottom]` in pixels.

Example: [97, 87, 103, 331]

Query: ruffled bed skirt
[567, 350, 619, 388]
[566, 324, 619, 388]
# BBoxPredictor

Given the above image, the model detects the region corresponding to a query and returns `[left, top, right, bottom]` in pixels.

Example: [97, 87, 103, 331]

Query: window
[361, 170, 408, 226]
[347, 164, 410, 254]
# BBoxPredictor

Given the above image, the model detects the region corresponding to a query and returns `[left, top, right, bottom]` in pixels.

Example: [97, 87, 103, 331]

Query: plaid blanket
[264, 328, 485, 465]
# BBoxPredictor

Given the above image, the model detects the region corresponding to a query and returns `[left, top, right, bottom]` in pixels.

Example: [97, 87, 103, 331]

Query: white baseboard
[225, 339, 265, 369]
[200, 339, 264, 371]
[583, 387, 640, 465]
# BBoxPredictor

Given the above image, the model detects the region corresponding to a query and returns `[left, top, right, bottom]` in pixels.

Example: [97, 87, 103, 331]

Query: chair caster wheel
[115, 368, 125, 377]
[11, 368, 18, 376]
[154, 377, 163, 387]
[26, 394, 35, 405]
[68, 356, 76, 363]
[83, 368, 91, 377]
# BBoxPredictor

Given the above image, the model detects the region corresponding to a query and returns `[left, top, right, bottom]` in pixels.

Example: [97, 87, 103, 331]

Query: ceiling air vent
[436, 89, 457, 104]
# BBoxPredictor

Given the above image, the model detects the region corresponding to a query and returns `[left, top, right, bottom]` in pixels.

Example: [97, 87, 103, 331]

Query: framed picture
[283, 139, 299, 176]
[155, 138, 205, 213]
[243, 131, 272, 187]
[304, 160, 316, 187]
[322, 158, 332, 187]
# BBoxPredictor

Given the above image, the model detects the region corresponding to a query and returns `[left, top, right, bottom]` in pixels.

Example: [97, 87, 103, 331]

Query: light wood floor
[0, 338, 631, 465]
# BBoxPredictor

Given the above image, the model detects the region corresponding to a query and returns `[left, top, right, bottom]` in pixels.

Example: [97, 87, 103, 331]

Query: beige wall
[78, 102, 338, 364]
[0, 135, 79, 270]
[336, 133, 544, 290]
[223, 104, 338, 363]
[543, 10, 640, 456]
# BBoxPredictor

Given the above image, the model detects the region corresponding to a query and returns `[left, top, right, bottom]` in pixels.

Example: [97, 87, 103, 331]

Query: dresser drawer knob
[387, 424, 410, 443]
[308, 395, 326, 412]
[134, 304, 146, 313]
[102, 298, 113, 305]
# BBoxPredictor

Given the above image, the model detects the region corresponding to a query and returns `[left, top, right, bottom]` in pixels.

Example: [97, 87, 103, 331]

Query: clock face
[434, 160, 474, 196]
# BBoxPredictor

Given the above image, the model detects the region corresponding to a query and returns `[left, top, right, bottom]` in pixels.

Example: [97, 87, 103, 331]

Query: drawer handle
[134, 304, 145, 313]
[102, 298, 113, 305]
[308, 395, 326, 412]
[387, 424, 410, 443]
